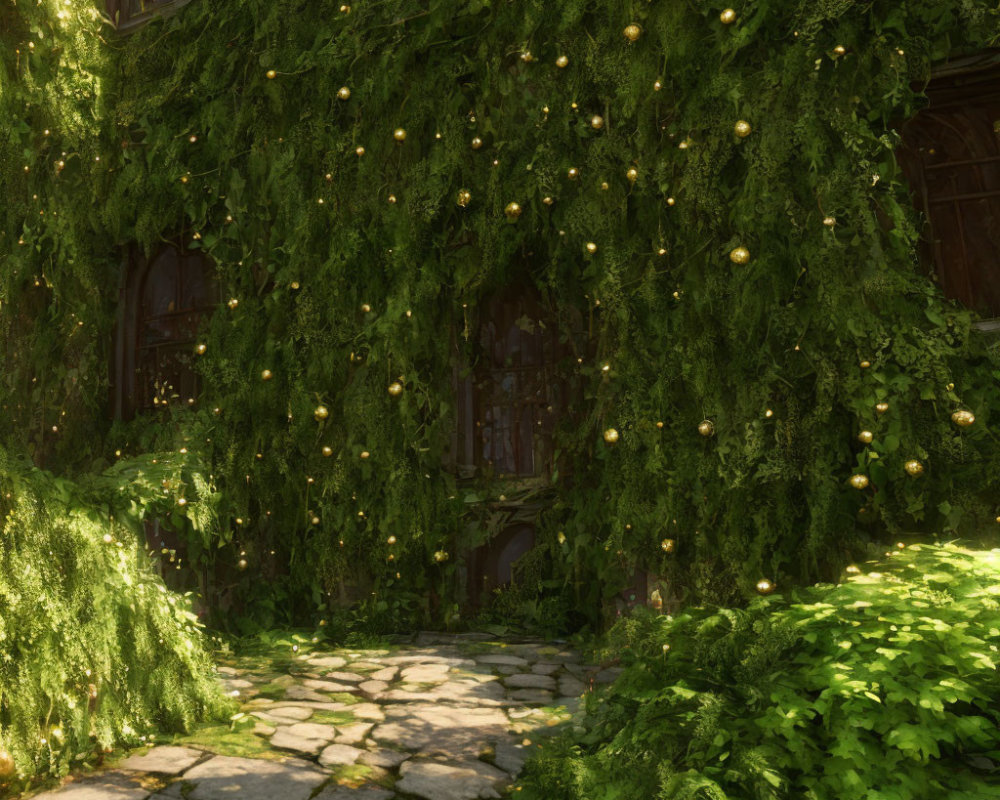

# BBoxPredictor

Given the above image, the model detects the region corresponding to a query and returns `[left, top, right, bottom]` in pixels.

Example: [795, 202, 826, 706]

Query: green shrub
[520, 543, 1000, 799]
[0, 451, 229, 793]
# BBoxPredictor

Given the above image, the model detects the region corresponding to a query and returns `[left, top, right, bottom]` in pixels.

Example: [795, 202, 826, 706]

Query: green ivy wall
[2, 0, 999, 630]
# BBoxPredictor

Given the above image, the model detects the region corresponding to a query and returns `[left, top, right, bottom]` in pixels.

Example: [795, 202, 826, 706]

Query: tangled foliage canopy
[1, 0, 999, 628]
[520, 544, 1000, 799]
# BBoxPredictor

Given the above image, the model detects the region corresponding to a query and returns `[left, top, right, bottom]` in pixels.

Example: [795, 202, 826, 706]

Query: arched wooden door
[454, 285, 564, 480]
[453, 284, 569, 605]
[113, 245, 217, 420]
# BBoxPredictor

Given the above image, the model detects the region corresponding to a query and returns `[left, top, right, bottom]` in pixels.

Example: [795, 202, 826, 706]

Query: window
[453, 286, 565, 480]
[105, 0, 194, 30]
[113, 244, 217, 419]
[898, 52, 1000, 317]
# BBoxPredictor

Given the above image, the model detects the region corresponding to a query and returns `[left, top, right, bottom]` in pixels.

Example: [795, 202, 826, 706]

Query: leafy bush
[0, 450, 229, 793]
[520, 544, 1000, 799]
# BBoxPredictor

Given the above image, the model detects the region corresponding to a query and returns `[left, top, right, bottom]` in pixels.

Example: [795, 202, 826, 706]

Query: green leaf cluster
[0, 448, 230, 792]
[520, 543, 1000, 799]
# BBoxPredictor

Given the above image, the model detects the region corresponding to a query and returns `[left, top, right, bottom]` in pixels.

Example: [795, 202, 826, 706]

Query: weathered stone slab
[379, 653, 474, 667]
[303, 678, 359, 693]
[531, 663, 561, 675]
[368, 666, 399, 682]
[504, 673, 556, 690]
[324, 671, 364, 683]
[475, 654, 529, 667]
[307, 656, 348, 669]
[119, 745, 203, 775]
[359, 679, 389, 696]
[32, 773, 149, 800]
[318, 743, 365, 767]
[346, 702, 386, 721]
[534, 648, 580, 663]
[493, 740, 528, 777]
[372, 705, 508, 757]
[334, 721, 373, 745]
[508, 688, 554, 705]
[265, 706, 314, 721]
[357, 748, 410, 768]
[270, 722, 337, 755]
[284, 685, 334, 702]
[162, 755, 326, 800]
[396, 759, 508, 800]
[400, 664, 451, 683]
[563, 662, 587, 679]
[558, 676, 587, 696]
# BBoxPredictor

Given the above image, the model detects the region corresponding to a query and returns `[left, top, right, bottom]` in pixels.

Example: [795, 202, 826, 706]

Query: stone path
[29, 633, 619, 800]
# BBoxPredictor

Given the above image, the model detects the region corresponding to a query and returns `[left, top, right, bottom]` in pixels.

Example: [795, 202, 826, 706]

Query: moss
[168, 724, 279, 760]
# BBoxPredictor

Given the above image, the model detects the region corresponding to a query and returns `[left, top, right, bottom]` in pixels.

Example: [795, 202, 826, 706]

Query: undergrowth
[519, 543, 1000, 799]
[0, 450, 230, 794]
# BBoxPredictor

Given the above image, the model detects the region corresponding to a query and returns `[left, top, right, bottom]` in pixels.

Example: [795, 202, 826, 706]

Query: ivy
[1, 1, 999, 628]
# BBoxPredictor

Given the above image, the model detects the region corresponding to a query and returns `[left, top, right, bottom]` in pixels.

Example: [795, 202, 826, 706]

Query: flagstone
[38, 635, 598, 800]
[318, 743, 365, 767]
[368, 666, 399, 682]
[371, 705, 509, 757]
[118, 745, 203, 775]
[265, 705, 314, 720]
[475, 654, 529, 667]
[333, 721, 373, 745]
[399, 664, 451, 683]
[357, 748, 410, 768]
[508, 688, 554, 705]
[324, 671, 365, 683]
[307, 656, 348, 669]
[159, 755, 326, 800]
[269, 722, 337, 755]
[344, 702, 386, 721]
[558, 676, 587, 696]
[395, 759, 508, 800]
[493, 740, 528, 777]
[359, 679, 389, 696]
[32, 773, 150, 800]
[504, 673, 556, 690]
[284, 685, 335, 702]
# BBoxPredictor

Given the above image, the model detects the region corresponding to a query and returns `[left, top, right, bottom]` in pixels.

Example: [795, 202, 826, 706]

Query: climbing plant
[2, 0, 1000, 628]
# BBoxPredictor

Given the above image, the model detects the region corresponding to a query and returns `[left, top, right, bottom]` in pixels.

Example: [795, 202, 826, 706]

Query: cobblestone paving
[31, 633, 617, 800]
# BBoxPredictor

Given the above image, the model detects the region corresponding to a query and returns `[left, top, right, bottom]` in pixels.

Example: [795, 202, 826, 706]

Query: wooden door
[898, 55, 1000, 316]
